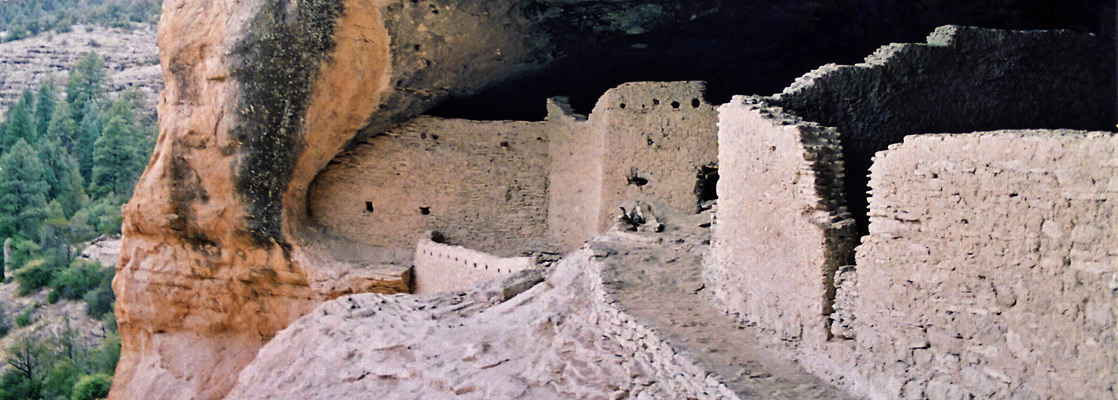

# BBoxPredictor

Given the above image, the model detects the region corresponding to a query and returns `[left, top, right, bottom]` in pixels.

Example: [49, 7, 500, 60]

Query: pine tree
[56, 152, 87, 218]
[66, 52, 107, 124]
[34, 79, 57, 139]
[2, 89, 37, 151]
[0, 139, 49, 238]
[76, 102, 103, 181]
[46, 98, 79, 155]
[89, 115, 142, 199]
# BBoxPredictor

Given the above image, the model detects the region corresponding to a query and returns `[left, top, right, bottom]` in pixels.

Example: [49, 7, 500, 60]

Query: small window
[419, 207, 431, 215]
[365, 202, 374, 213]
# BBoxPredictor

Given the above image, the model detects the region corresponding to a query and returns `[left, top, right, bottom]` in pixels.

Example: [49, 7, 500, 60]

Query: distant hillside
[0, 0, 160, 41]
[0, 24, 160, 114]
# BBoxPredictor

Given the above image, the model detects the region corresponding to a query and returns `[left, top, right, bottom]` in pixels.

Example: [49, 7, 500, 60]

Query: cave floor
[591, 210, 852, 399]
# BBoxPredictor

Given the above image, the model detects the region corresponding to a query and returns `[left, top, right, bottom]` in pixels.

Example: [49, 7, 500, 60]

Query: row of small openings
[364, 202, 431, 215]
[419, 249, 510, 273]
[619, 98, 702, 110]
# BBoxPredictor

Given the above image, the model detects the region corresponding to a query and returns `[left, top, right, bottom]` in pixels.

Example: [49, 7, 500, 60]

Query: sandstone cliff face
[112, 1, 712, 398]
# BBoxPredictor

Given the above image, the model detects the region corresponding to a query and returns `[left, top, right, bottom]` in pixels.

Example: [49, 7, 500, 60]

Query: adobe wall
[772, 25, 1117, 229]
[851, 130, 1118, 399]
[412, 237, 535, 294]
[588, 81, 719, 230]
[308, 116, 552, 256]
[709, 97, 855, 343]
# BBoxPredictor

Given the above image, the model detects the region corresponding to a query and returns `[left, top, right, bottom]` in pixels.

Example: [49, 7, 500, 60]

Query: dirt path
[591, 209, 852, 399]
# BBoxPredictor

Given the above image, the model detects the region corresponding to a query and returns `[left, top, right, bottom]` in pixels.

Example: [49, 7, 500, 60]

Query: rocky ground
[227, 205, 847, 399]
[0, 238, 120, 368]
[0, 24, 160, 113]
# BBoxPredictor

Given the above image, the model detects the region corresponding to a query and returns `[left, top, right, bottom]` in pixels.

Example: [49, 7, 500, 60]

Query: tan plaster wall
[589, 81, 719, 230]
[851, 130, 1118, 400]
[308, 116, 552, 256]
[412, 238, 535, 295]
[709, 96, 855, 342]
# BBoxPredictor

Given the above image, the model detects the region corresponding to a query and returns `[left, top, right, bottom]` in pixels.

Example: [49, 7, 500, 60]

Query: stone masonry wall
[544, 97, 601, 250]
[590, 81, 719, 230]
[852, 130, 1118, 400]
[709, 96, 855, 343]
[309, 116, 552, 256]
[773, 25, 1117, 230]
[412, 237, 536, 294]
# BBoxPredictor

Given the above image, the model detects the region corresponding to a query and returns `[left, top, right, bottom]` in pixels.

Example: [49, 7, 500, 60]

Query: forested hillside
[0, 51, 155, 400]
[0, 0, 160, 41]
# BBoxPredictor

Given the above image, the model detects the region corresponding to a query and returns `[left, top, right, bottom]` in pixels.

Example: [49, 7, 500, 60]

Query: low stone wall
[852, 130, 1118, 399]
[412, 237, 536, 295]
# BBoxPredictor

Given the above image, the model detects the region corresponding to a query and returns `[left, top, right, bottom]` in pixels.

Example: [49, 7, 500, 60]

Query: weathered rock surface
[228, 210, 847, 399]
[0, 25, 161, 113]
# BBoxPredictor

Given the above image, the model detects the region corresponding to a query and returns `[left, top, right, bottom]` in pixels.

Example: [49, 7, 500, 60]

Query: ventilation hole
[500, 141, 509, 148]
[671, 101, 680, 109]
[692, 98, 701, 108]
[413, 44, 421, 51]
[431, 134, 439, 140]
[420, 132, 427, 139]
[647, 138, 655, 146]
[652, 99, 660, 106]
[619, 103, 627, 109]
[365, 202, 374, 213]
[419, 207, 431, 215]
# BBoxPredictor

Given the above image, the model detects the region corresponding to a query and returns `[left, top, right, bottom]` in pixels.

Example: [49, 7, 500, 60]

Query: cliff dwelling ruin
[112, 1, 1116, 399]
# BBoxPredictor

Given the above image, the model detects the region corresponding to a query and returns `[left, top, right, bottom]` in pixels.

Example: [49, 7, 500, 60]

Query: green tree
[76, 103, 103, 181]
[47, 98, 80, 155]
[89, 114, 142, 199]
[0, 139, 50, 238]
[42, 359, 81, 400]
[2, 89, 37, 151]
[65, 53, 107, 125]
[34, 79, 57, 139]
[2, 338, 52, 399]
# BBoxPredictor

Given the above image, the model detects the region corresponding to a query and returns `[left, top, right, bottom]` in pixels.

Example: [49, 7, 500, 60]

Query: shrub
[43, 360, 82, 400]
[15, 258, 54, 295]
[48, 290, 60, 303]
[51, 261, 106, 300]
[71, 373, 111, 400]
[83, 268, 114, 317]
[14, 308, 32, 327]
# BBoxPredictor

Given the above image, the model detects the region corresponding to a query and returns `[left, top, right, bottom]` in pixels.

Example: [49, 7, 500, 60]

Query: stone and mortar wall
[707, 27, 1118, 399]
[544, 98, 602, 250]
[312, 82, 720, 256]
[851, 130, 1118, 400]
[412, 237, 536, 295]
[589, 81, 719, 231]
[309, 116, 552, 256]
[708, 97, 855, 343]
[772, 25, 1117, 229]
